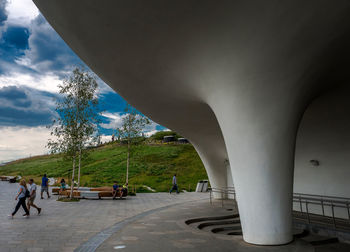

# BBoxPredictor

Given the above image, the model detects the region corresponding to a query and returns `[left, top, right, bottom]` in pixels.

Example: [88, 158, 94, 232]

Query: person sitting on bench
[112, 181, 120, 199]
[59, 178, 66, 194]
[121, 183, 128, 197]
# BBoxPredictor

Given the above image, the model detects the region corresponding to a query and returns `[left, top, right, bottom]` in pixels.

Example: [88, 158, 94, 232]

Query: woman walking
[9, 179, 30, 218]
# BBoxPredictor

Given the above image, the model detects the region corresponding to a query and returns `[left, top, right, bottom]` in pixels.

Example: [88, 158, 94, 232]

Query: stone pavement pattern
[0, 182, 208, 252]
[94, 204, 350, 252]
[97, 200, 315, 252]
[97, 200, 350, 252]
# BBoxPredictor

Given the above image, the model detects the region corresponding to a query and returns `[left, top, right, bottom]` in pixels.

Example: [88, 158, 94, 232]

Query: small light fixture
[114, 245, 126, 250]
[309, 159, 320, 166]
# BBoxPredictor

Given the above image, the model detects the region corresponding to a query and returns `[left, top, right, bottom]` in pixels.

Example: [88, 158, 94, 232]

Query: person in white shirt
[169, 174, 179, 194]
[27, 179, 41, 215]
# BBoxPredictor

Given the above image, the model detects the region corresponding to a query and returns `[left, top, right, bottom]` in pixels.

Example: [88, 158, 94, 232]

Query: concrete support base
[209, 93, 304, 244]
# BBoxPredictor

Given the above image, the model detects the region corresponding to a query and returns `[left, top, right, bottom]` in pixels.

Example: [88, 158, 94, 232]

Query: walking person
[27, 179, 41, 215]
[169, 174, 179, 194]
[9, 179, 30, 218]
[41, 174, 50, 199]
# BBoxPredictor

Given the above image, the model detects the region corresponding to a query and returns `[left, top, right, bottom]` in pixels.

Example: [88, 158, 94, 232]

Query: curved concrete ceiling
[34, 0, 350, 246]
[32, 0, 350, 143]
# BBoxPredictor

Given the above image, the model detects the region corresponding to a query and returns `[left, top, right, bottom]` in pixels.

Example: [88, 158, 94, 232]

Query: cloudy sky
[0, 0, 165, 164]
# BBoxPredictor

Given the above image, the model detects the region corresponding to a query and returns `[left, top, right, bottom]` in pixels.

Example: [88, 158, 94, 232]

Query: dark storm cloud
[0, 86, 31, 107]
[2, 26, 29, 50]
[0, 85, 26, 99]
[0, 85, 56, 127]
[0, 0, 8, 27]
[0, 13, 81, 76]
[0, 24, 31, 75]
[0, 25, 29, 59]
[25, 14, 81, 75]
[0, 106, 51, 126]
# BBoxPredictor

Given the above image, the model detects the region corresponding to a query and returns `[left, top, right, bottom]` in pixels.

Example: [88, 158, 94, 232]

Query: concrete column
[192, 143, 227, 199]
[225, 160, 235, 199]
[209, 91, 305, 245]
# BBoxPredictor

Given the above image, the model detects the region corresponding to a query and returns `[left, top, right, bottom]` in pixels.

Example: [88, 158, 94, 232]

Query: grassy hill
[0, 142, 208, 192]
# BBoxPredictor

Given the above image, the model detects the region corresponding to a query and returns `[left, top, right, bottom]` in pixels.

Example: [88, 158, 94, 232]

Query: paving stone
[96, 200, 318, 252]
[0, 181, 207, 251]
[26, 248, 44, 252]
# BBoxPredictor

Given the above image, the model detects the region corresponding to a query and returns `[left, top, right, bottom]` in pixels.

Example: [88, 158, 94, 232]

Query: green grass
[0, 143, 208, 192]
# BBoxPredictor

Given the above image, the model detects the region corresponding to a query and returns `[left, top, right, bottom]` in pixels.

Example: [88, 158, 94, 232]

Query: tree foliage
[116, 104, 150, 142]
[47, 66, 101, 195]
[150, 131, 182, 141]
[116, 104, 150, 184]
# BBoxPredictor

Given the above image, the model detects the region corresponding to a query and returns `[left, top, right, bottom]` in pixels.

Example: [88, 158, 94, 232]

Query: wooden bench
[53, 187, 88, 195]
[59, 190, 81, 197]
[57, 189, 127, 199]
[0, 176, 9, 181]
[98, 189, 127, 199]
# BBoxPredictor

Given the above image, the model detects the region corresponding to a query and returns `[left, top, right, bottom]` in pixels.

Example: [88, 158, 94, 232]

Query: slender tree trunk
[126, 139, 130, 184]
[77, 147, 82, 189]
[70, 155, 76, 198]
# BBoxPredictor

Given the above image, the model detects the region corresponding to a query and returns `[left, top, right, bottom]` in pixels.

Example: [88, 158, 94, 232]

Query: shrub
[150, 131, 182, 141]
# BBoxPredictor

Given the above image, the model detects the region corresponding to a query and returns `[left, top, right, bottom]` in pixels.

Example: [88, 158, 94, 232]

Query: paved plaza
[0, 181, 207, 252]
[97, 200, 313, 252]
[2, 181, 350, 252]
[96, 201, 350, 252]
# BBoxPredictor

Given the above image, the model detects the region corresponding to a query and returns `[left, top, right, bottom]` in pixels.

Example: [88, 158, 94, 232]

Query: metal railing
[208, 187, 350, 226]
[209, 187, 236, 207]
[208, 189, 350, 230]
[293, 192, 350, 229]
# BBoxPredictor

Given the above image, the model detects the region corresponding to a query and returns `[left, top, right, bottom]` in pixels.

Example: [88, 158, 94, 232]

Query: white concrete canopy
[34, 0, 350, 245]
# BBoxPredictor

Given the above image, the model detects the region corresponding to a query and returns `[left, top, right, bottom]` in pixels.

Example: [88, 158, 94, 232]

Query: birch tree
[48, 67, 101, 197]
[116, 104, 150, 185]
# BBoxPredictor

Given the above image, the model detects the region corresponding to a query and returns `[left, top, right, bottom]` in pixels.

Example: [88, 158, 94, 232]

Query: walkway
[2, 181, 350, 251]
[97, 200, 350, 252]
[0, 182, 207, 252]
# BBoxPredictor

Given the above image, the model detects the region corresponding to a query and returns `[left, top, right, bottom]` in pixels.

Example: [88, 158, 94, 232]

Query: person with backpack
[9, 179, 30, 218]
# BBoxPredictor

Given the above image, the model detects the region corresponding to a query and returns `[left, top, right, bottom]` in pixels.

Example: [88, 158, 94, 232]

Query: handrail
[294, 192, 350, 202]
[293, 199, 348, 209]
[209, 187, 236, 207]
[293, 193, 350, 229]
[208, 188, 350, 230]
[294, 196, 350, 206]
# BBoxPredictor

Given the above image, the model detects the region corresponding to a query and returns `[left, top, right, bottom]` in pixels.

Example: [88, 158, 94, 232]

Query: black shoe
[38, 208, 41, 215]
